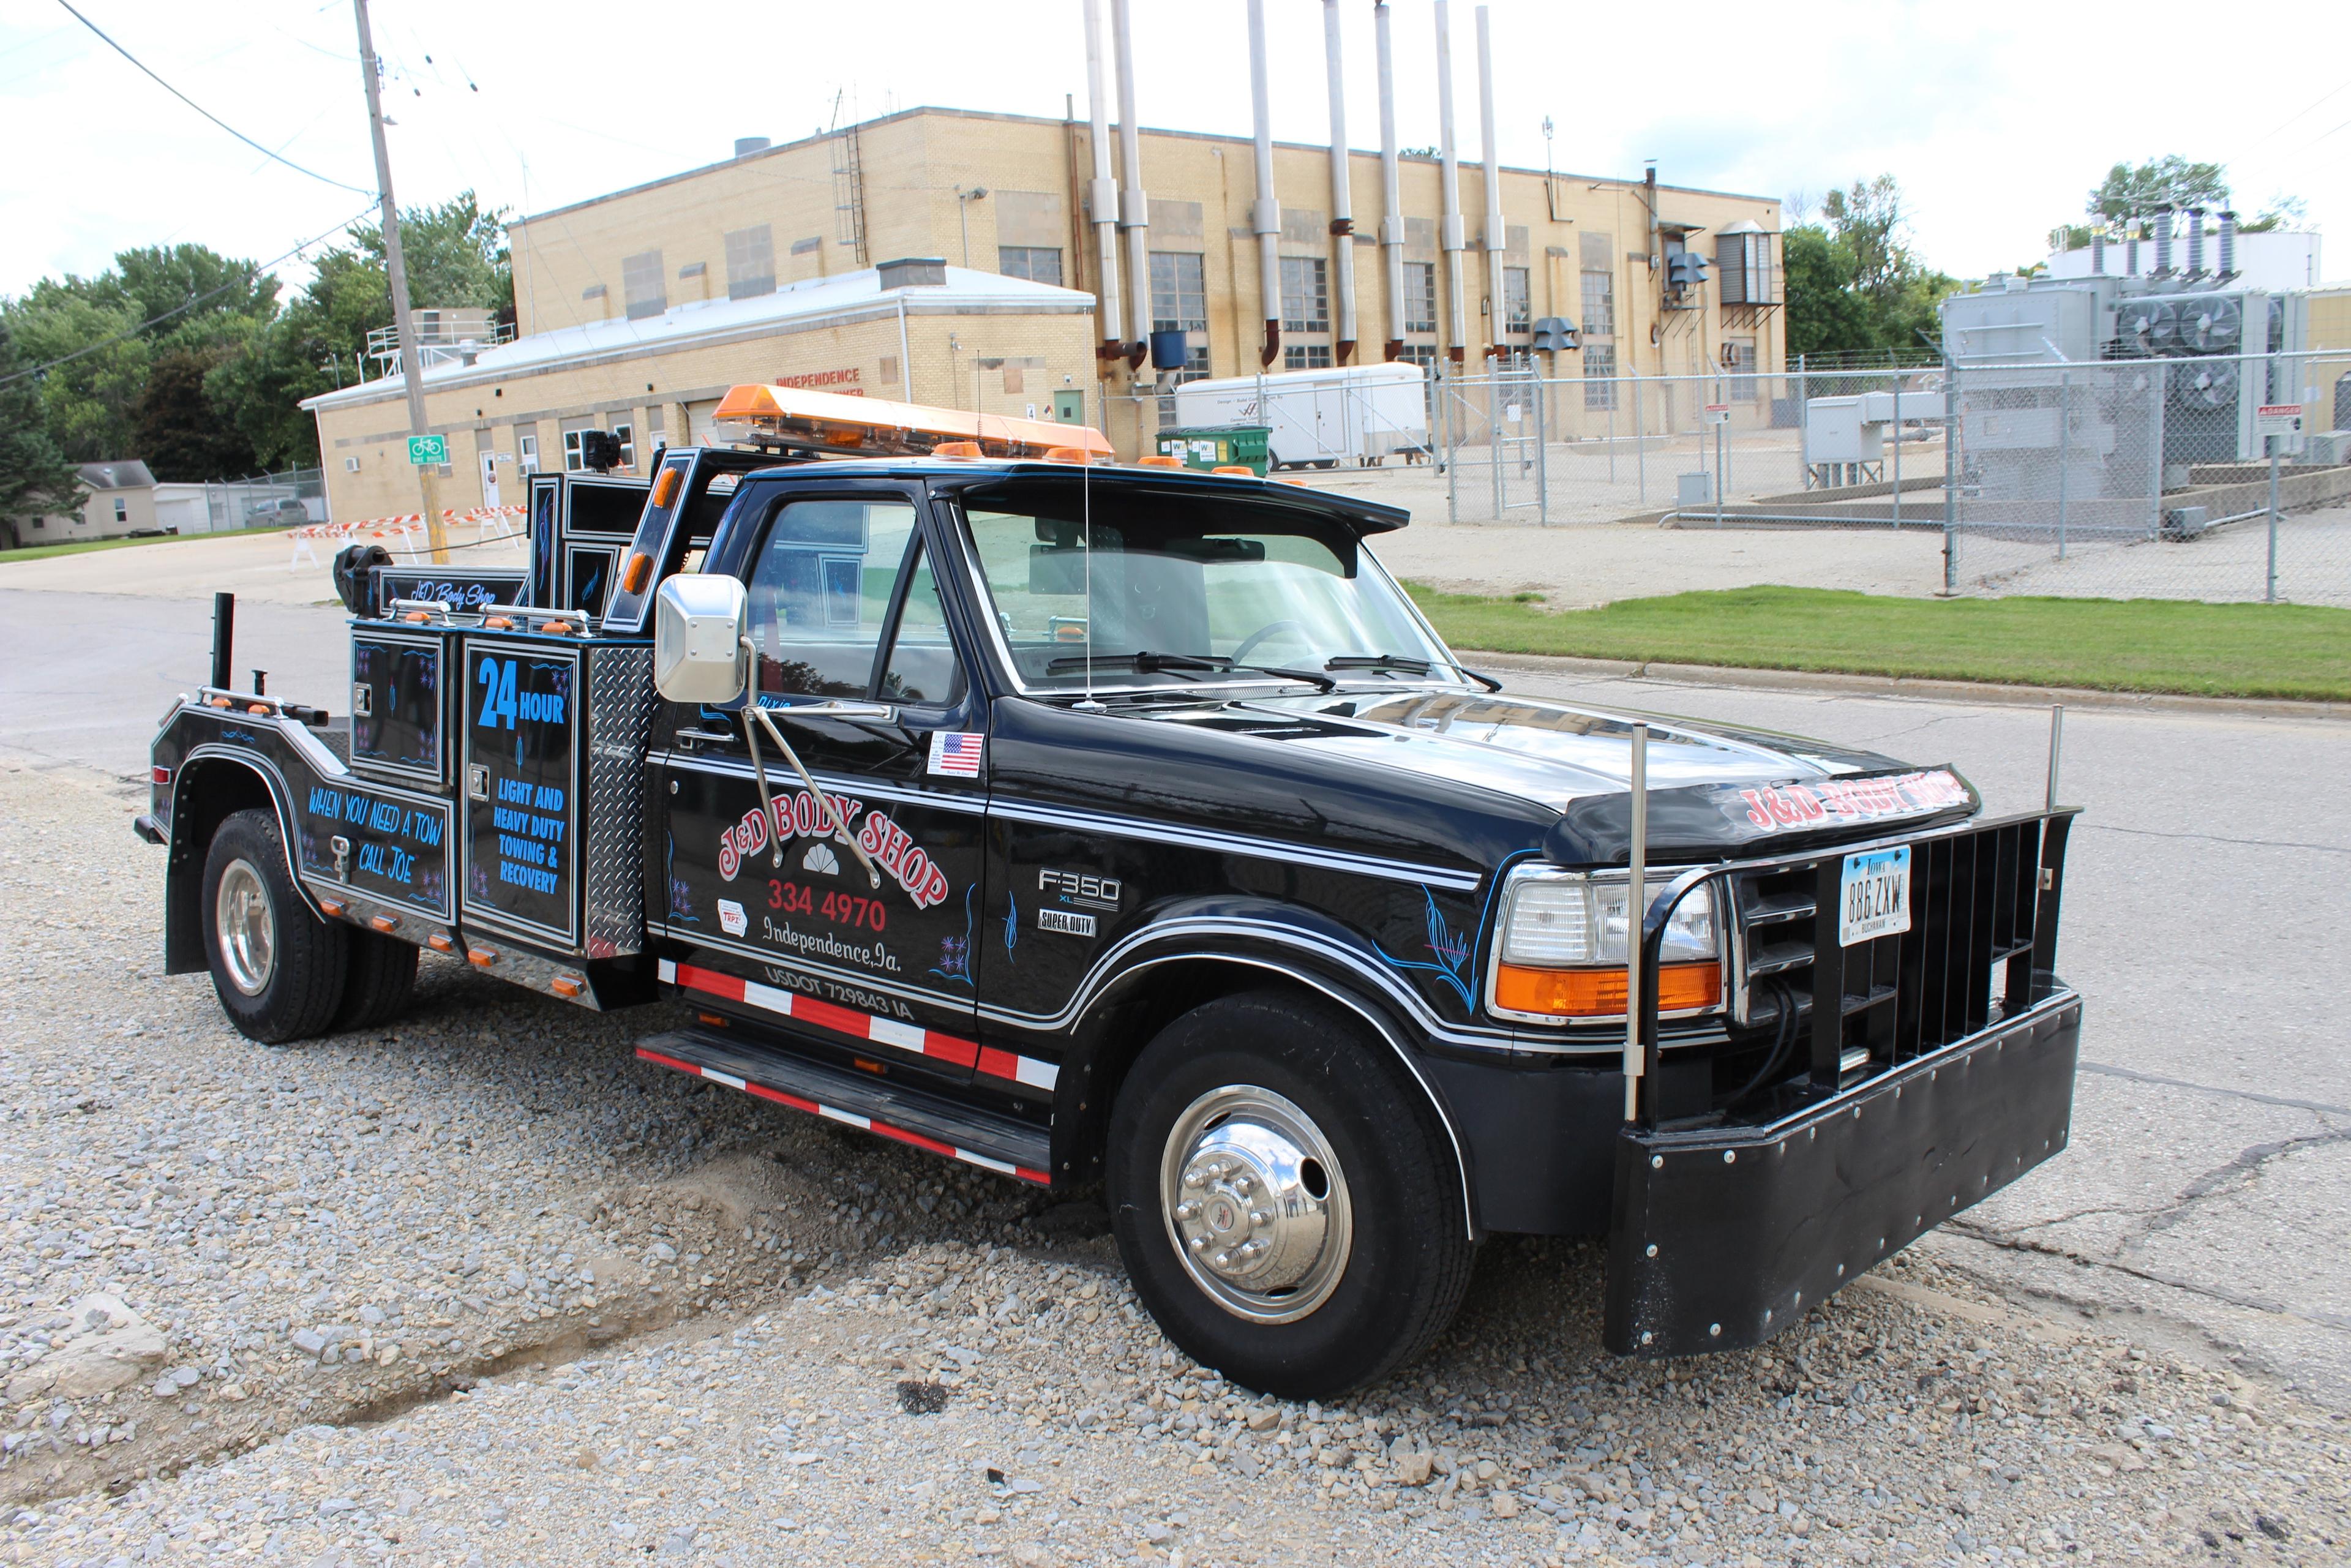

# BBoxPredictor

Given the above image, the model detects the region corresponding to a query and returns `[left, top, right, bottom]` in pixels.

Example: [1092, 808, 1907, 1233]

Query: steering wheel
[1229, 619, 1308, 664]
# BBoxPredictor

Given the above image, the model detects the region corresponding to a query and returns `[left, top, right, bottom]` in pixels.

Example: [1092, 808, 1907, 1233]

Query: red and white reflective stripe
[659, 958, 1059, 1092]
[636, 1046, 1049, 1185]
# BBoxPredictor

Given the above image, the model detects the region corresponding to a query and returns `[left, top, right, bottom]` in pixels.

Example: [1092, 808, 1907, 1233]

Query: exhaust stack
[1434, 0, 1466, 363]
[1247, 0, 1282, 366]
[2218, 210, 2238, 280]
[1374, 0, 1407, 361]
[1111, 0, 1150, 370]
[1082, 0, 1122, 364]
[1323, 1, 1357, 364]
[1475, 6, 1504, 362]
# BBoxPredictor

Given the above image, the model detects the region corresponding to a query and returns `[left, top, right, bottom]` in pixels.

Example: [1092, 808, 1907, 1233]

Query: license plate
[1839, 846, 1912, 947]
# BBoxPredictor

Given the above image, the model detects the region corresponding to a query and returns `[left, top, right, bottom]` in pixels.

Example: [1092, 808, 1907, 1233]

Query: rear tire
[201, 809, 348, 1045]
[1106, 989, 1473, 1399]
[334, 930, 418, 1032]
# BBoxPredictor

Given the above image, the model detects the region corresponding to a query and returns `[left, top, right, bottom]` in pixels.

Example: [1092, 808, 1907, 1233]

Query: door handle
[673, 727, 735, 751]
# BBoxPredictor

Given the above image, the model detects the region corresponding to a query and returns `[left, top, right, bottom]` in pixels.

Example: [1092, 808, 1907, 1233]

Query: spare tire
[332, 543, 394, 615]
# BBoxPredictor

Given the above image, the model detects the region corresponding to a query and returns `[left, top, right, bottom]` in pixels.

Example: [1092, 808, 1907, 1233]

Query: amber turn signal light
[1136, 454, 1183, 468]
[650, 467, 682, 508]
[467, 947, 498, 969]
[620, 552, 653, 595]
[1493, 961, 1723, 1018]
[932, 440, 983, 459]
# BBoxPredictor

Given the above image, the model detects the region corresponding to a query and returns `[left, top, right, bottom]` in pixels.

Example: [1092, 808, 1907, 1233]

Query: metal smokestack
[1475, 6, 1504, 362]
[2152, 205, 2173, 275]
[1111, 0, 1151, 369]
[1322, 0, 1358, 364]
[1082, 0, 1122, 364]
[2218, 210, 2238, 280]
[2185, 206, 2205, 277]
[1374, 0, 1407, 361]
[1247, 0, 1282, 366]
[1434, 0, 1467, 364]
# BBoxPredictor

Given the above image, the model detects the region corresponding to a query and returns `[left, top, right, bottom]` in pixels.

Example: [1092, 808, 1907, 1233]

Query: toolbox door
[653, 484, 989, 1089]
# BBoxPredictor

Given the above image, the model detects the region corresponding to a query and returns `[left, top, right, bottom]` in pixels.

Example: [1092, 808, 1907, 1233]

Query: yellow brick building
[310, 105, 1783, 518]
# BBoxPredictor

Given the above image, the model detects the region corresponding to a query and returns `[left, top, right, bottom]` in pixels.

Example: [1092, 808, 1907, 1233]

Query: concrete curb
[1458, 649, 2350, 724]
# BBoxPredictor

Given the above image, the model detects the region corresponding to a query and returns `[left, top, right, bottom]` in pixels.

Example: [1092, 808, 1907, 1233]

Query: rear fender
[162, 752, 307, 974]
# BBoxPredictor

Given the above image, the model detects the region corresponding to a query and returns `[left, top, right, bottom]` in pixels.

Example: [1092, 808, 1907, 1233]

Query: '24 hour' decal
[716, 787, 952, 909]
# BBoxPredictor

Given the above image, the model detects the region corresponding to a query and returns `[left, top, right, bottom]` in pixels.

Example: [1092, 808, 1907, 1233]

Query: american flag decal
[928, 730, 984, 778]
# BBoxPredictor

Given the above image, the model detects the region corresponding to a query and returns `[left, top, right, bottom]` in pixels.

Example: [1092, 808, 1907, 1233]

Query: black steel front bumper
[1604, 990, 2082, 1356]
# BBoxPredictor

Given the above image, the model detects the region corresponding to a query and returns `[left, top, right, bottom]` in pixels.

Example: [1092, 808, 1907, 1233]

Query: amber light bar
[711, 383, 1114, 460]
[1493, 961, 1723, 1019]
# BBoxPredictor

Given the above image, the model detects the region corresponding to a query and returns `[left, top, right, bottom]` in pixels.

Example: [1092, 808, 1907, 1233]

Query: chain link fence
[1348, 354, 2351, 606]
[200, 468, 327, 531]
[1944, 351, 2351, 605]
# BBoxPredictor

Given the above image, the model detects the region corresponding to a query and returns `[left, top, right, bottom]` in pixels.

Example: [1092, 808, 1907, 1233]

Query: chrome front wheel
[213, 858, 276, 996]
[1158, 1084, 1354, 1324]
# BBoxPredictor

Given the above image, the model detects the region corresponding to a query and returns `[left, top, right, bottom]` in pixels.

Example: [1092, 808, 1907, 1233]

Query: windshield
[956, 481, 1458, 693]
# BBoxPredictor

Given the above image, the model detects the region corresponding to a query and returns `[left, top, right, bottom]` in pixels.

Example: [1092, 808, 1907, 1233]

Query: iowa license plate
[1839, 846, 1912, 946]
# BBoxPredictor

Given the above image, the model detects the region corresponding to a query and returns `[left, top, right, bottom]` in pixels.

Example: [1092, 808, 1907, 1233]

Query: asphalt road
[5, 582, 2345, 1406]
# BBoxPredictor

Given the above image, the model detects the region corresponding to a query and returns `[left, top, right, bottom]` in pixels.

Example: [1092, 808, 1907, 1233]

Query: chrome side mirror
[653, 575, 748, 703]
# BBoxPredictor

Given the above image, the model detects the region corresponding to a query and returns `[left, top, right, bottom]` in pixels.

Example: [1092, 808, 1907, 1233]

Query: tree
[0, 320, 81, 546]
[1, 241, 277, 464]
[2087, 157, 2229, 225]
[1784, 175, 1955, 361]
[138, 346, 260, 481]
[209, 191, 514, 470]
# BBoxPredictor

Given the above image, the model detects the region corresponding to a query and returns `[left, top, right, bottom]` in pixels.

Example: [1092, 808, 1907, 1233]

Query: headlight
[1490, 869, 1722, 1024]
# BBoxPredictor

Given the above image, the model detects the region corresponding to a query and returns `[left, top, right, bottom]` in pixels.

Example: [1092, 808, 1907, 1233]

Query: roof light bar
[712, 384, 1113, 460]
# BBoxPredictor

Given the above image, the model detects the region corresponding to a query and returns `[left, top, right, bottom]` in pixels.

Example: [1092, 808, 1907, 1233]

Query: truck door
[652, 482, 989, 1088]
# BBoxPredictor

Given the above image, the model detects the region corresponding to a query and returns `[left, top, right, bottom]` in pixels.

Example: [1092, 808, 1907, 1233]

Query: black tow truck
[140, 384, 2083, 1398]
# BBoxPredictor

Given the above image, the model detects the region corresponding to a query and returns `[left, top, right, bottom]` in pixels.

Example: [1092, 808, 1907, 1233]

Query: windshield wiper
[1327, 651, 1503, 692]
[1046, 650, 1220, 676]
[1326, 653, 1433, 674]
[1046, 650, 1335, 692]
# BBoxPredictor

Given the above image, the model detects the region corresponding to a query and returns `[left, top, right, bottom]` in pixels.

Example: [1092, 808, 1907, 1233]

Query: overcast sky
[1, 0, 2344, 302]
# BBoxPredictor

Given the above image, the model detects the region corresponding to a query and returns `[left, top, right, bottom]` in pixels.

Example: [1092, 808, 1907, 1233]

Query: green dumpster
[1153, 424, 1272, 477]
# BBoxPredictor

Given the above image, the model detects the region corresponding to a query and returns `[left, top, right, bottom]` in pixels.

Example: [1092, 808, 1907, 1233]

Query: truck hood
[1139, 687, 1982, 863]
[1187, 689, 1894, 805]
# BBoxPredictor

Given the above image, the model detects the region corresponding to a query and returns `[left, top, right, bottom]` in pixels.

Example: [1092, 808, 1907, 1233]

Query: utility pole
[353, 0, 447, 563]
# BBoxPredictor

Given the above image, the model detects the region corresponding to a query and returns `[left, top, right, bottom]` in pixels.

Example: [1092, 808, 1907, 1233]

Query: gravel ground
[5, 760, 2349, 1566]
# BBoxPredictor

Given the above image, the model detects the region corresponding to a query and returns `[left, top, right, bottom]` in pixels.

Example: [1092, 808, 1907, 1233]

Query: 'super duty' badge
[1037, 908, 1097, 937]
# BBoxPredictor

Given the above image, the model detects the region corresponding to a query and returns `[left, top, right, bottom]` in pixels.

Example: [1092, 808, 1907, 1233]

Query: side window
[746, 498, 918, 699]
[881, 542, 966, 707]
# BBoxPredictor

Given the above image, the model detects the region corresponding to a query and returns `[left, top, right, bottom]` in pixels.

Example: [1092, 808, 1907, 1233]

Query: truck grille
[1728, 816, 2061, 1082]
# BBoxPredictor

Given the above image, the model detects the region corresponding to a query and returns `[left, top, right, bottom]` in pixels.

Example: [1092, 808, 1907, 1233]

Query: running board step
[634, 1028, 1053, 1185]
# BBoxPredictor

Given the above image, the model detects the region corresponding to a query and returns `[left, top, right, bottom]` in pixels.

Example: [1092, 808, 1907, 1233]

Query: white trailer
[1171, 362, 1429, 469]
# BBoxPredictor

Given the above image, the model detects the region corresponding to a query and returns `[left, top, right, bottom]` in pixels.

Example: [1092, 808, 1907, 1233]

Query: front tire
[201, 809, 348, 1044]
[1106, 989, 1473, 1398]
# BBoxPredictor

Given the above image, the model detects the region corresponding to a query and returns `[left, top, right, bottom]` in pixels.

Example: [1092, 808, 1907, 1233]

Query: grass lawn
[1408, 584, 2351, 702]
[0, 523, 292, 566]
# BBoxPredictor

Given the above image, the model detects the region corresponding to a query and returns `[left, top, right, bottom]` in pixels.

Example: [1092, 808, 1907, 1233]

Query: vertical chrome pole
[1622, 721, 1649, 1122]
[2045, 704, 2064, 813]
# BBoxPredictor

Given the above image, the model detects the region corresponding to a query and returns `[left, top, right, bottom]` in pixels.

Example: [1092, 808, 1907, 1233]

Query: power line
[50, 0, 375, 197]
[0, 206, 376, 389]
